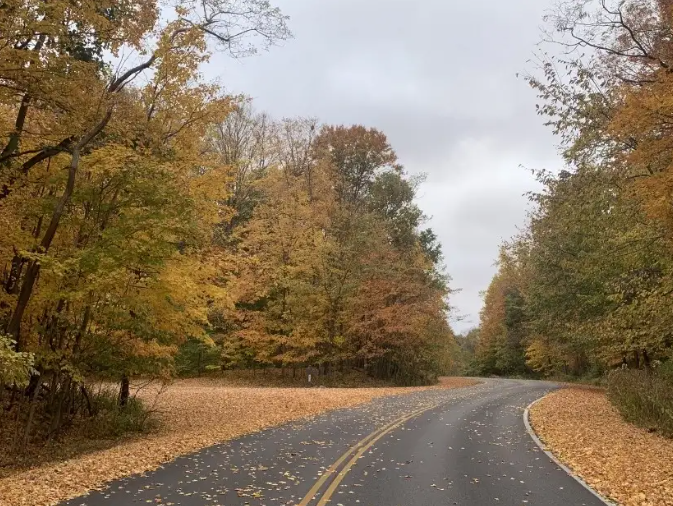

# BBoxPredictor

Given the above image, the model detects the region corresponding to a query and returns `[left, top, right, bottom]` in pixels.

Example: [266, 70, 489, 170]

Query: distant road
[63, 379, 608, 506]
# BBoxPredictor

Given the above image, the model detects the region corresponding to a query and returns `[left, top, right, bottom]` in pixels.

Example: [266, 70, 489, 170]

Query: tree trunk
[48, 377, 71, 440]
[5, 148, 80, 348]
[3, 254, 25, 295]
[642, 349, 651, 372]
[119, 375, 130, 407]
[73, 305, 91, 356]
[24, 371, 40, 399]
[80, 385, 93, 416]
[0, 94, 31, 162]
[0, 34, 48, 164]
[22, 380, 42, 448]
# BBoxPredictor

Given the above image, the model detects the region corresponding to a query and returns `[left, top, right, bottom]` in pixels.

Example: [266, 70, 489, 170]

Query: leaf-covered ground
[0, 377, 477, 506]
[529, 387, 673, 506]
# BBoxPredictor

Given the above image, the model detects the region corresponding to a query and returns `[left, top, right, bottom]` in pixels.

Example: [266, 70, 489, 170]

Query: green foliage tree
[475, 0, 673, 381]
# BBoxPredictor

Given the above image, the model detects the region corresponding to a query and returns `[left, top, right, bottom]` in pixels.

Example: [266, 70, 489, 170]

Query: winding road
[63, 379, 608, 506]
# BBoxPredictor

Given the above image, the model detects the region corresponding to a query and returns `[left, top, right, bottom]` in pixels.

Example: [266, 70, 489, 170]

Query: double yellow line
[298, 402, 442, 506]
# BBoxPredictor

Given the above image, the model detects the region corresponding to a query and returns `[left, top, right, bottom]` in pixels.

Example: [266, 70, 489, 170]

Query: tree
[313, 125, 401, 207]
[208, 102, 278, 238]
[475, 249, 530, 377]
[0, 0, 291, 442]
[502, 0, 673, 377]
[225, 122, 456, 383]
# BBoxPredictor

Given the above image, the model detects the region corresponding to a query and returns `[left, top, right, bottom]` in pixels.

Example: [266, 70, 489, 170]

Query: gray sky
[208, 0, 563, 333]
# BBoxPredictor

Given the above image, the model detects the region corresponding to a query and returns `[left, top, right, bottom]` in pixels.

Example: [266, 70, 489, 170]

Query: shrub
[607, 364, 673, 438]
[83, 390, 158, 439]
[0, 334, 35, 388]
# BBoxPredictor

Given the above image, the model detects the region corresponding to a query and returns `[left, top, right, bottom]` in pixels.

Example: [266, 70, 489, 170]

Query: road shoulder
[524, 396, 614, 505]
[528, 388, 673, 506]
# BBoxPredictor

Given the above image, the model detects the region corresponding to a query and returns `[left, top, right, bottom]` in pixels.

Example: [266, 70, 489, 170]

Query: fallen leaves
[529, 387, 673, 506]
[0, 376, 477, 506]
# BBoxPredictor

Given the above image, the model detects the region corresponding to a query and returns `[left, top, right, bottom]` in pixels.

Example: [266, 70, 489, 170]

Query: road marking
[298, 402, 441, 506]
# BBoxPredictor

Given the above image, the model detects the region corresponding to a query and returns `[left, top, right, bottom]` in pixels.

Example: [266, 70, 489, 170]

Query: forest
[472, 0, 673, 435]
[0, 0, 457, 445]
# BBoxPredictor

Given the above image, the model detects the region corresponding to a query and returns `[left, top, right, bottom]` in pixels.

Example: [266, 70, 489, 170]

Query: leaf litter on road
[0, 377, 478, 506]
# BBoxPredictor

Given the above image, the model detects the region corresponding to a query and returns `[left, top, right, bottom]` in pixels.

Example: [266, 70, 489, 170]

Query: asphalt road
[63, 379, 608, 506]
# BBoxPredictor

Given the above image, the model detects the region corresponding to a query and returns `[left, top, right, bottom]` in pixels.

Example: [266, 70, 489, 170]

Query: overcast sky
[207, 0, 564, 333]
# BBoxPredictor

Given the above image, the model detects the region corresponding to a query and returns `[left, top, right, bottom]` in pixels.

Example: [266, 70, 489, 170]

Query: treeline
[178, 110, 456, 384]
[0, 0, 456, 443]
[474, 0, 673, 381]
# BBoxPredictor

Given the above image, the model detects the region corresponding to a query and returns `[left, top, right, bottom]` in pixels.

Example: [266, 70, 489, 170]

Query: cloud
[205, 0, 563, 333]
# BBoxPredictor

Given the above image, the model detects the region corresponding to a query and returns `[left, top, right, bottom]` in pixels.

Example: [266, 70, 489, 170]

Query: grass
[83, 389, 159, 439]
[549, 374, 607, 389]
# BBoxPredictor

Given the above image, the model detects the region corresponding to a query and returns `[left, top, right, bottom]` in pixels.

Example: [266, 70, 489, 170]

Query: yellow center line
[298, 402, 442, 506]
[297, 414, 409, 506]
[316, 403, 440, 506]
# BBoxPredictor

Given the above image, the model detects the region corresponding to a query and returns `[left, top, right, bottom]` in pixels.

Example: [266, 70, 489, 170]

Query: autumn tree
[0, 0, 291, 443]
[313, 125, 401, 207]
[227, 123, 456, 383]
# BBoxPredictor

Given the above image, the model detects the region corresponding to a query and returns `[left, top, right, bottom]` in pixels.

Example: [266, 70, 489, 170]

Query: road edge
[524, 395, 618, 506]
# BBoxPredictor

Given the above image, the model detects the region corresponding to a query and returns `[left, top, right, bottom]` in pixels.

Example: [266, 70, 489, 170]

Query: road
[63, 379, 608, 506]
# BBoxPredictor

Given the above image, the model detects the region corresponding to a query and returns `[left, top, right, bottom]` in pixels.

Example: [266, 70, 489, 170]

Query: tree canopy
[474, 0, 673, 378]
[0, 0, 458, 445]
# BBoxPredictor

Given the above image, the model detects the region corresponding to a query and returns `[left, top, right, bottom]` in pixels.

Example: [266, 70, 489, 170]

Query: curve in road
[62, 379, 610, 506]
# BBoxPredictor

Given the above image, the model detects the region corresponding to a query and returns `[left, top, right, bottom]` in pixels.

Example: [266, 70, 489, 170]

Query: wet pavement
[62, 379, 608, 506]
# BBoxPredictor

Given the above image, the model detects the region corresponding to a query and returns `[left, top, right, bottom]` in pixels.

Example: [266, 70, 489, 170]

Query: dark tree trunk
[80, 385, 93, 416]
[119, 375, 130, 407]
[22, 379, 42, 448]
[642, 349, 651, 371]
[4, 254, 25, 295]
[24, 371, 40, 399]
[6, 261, 39, 349]
[5, 148, 80, 348]
[48, 378, 71, 440]
[0, 94, 31, 162]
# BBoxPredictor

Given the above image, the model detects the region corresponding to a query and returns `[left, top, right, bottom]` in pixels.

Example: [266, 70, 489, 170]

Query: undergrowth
[0, 386, 159, 474]
[188, 368, 397, 388]
[83, 390, 159, 439]
[607, 363, 673, 438]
